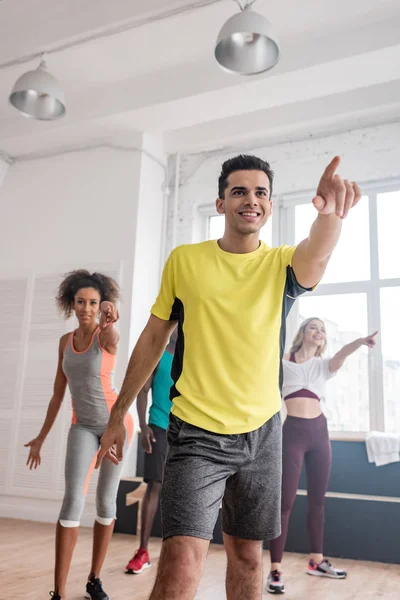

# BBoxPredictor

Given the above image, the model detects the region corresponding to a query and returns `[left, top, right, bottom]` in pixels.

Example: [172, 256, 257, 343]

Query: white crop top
[282, 356, 336, 401]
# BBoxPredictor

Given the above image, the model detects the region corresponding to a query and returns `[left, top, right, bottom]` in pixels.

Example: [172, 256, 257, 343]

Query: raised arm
[24, 335, 68, 469]
[292, 157, 362, 289]
[328, 331, 378, 374]
[99, 301, 120, 353]
[96, 315, 176, 467]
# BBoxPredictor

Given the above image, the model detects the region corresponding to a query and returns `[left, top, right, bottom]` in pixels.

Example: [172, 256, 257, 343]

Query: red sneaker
[125, 548, 151, 574]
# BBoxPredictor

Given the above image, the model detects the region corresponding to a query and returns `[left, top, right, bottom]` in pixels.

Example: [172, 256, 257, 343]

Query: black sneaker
[266, 570, 285, 594]
[49, 592, 61, 599]
[85, 576, 109, 600]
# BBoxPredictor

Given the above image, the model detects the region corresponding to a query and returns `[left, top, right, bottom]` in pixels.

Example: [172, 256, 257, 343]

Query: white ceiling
[0, 0, 399, 158]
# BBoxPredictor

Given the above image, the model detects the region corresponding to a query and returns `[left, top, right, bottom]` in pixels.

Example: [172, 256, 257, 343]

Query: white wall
[0, 145, 141, 389]
[129, 135, 168, 347]
[173, 121, 400, 245]
[0, 143, 166, 525]
[2, 120, 399, 526]
[0, 155, 9, 187]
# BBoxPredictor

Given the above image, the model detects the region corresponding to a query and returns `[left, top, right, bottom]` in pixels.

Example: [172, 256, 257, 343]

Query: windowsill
[329, 431, 367, 442]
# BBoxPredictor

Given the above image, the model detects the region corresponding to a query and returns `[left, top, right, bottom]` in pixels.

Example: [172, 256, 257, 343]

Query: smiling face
[216, 170, 272, 237]
[73, 287, 101, 328]
[303, 319, 327, 350]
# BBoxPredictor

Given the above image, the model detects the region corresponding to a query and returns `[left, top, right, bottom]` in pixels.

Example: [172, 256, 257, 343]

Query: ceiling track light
[215, 0, 280, 75]
[9, 54, 66, 121]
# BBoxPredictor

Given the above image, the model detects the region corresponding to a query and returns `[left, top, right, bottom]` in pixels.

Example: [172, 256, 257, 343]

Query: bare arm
[292, 214, 342, 288]
[35, 336, 68, 440]
[99, 301, 120, 354]
[292, 157, 362, 289]
[112, 315, 174, 421]
[96, 315, 176, 467]
[25, 335, 68, 469]
[329, 331, 378, 373]
[99, 324, 120, 353]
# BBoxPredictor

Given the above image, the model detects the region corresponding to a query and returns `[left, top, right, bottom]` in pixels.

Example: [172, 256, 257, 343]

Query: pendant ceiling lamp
[9, 56, 66, 121]
[215, 0, 280, 75]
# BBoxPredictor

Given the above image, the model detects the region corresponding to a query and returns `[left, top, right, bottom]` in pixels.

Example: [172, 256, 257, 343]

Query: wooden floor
[1, 518, 398, 600]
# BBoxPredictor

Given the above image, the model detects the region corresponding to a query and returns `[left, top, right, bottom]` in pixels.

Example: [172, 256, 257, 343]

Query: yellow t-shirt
[151, 240, 308, 434]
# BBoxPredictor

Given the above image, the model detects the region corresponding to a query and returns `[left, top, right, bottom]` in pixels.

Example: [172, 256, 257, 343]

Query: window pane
[297, 293, 369, 432]
[208, 215, 272, 245]
[295, 198, 370, 283]
[378, 191, 400, 279]
[381, 287, 400, 432]
[209, 215, 225, 240]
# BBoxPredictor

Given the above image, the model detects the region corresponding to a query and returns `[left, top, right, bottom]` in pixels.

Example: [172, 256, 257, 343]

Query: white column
[122, 133, 168, 477]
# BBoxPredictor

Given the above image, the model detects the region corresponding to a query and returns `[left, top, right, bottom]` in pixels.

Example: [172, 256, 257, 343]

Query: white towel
[366, 431, 400, 466]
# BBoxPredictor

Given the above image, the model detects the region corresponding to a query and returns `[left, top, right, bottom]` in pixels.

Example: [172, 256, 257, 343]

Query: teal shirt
[149, 350, 174, 431]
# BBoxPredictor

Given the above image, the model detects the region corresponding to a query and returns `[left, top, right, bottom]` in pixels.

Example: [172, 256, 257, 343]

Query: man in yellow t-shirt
[98, 154, 361, 600]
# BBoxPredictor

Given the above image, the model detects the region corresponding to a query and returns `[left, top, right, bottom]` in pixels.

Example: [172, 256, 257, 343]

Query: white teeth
[241, 212, 258, 216]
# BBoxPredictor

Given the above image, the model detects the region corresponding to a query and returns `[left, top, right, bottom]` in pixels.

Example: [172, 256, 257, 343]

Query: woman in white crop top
[267, 317, 377, 595]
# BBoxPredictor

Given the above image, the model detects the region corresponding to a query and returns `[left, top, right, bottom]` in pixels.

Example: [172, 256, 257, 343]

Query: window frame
[198, 178, 400, 437]
[199, 202, 277, 246]
[198, 204, 217, 241]
[280, 177, 400, 436]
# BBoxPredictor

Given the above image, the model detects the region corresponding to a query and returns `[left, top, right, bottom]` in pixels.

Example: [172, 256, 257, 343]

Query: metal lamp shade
[215, 7, 280, 75]
[9, 63, 66, 120]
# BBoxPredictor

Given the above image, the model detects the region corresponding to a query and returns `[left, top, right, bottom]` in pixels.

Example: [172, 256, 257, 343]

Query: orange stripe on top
[70, 327, 99, 354]
[99, 339, 118, 414]
[71, 400, 77, 425]
[124, 412, 134, 446]
[98, 332, 135, 445]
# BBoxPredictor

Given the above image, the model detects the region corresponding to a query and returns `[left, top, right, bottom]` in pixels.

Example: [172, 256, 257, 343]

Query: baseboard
[0, 495, 96, 527]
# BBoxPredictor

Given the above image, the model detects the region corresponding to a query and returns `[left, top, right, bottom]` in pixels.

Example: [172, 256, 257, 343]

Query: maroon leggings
[269, 413, 332, 563]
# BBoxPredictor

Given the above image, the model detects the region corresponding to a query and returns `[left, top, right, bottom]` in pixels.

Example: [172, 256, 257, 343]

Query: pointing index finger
[321, 156, 341, 181]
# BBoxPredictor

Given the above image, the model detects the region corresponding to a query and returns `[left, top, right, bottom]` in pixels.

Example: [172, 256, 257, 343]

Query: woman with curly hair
[266, 317, 377, 595]
[25, 270, 133, 600]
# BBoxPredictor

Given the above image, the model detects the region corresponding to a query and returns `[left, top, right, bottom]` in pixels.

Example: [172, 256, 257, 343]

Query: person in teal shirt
[125, 328, 177, 575]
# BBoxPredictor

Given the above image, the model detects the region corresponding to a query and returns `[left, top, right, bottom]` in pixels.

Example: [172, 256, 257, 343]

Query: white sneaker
[307, 559, 347, 579]
[266, 570, 285, 594]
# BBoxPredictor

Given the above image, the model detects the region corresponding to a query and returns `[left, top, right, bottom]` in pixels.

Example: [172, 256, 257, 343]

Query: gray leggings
[59, 424, 128, 527]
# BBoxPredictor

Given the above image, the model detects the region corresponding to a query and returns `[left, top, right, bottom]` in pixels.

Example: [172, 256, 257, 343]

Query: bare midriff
[284, 396, 322, 419]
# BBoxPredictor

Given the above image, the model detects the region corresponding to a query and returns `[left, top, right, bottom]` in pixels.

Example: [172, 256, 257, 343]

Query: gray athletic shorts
[161, 412, 282, 541]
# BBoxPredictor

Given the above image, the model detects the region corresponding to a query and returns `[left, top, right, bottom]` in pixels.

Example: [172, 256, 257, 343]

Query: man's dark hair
[218, 154, 274, 199]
